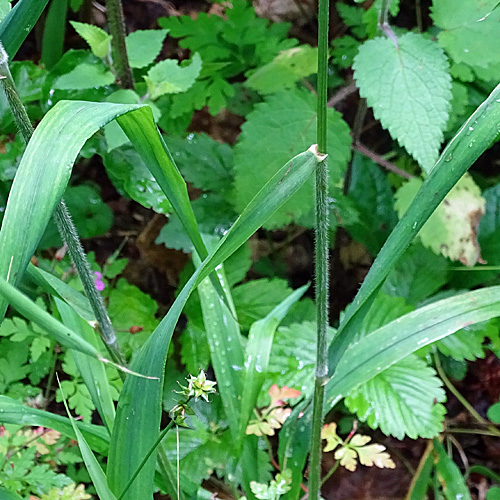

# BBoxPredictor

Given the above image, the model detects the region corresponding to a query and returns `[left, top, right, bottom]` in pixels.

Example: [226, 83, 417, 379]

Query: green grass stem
[105, 0, 134, 89]
[309, 0, 330, 497]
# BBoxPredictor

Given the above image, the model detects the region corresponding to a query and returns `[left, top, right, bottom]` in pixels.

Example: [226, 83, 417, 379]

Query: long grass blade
[328, 83, 500, 373]
[107, 147, 323, 500]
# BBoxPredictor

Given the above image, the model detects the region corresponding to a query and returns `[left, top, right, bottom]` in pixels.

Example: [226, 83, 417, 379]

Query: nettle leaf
[39, 185, 113, 249]
[144, 52, 202, 99]
[344, 154, 398, 254]
[245, 46, 318, 94]
[395, 173, 486, 266]
[166, 133, 233, 196]
[233, 88, 351, 228]
[69, 21, 112, 58]
[345, 355, 446, 439]
[54, 62, 115, 90]
[126, 29, 169, 69]
[232, 278, 293, 330]
[353, 32, 452, 173]
[102, 144, 172, 214]
[382, 243, 449, 305]
[431, 0, 500, 69]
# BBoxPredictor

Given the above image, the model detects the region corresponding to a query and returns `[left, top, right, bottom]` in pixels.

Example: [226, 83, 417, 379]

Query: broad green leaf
[232, 278, 293, 330]
[245, 46, 318, 94]
[329, 82, 500, 373]
[233, 88, 351, 228]
[54, 62, 115, 89]
[0, 100, 208, 321]
[144, 52, 202, 99]
[0, 395, 109, 453]
[353, 32, 451, 172]
[433, 439, 472, 500]
[69, 20, 111, 58]
[59, 382, 117, 500]
[107, 147, 323, 500]
[431, 0, 500, 69]
[39, 184, 113, 249]
[345, 153, 398, 254]
[126, 29, 168, 69]
[0, 489, 22, 500]
[345, 355, 446, 439]
[102, 145, 172, 214]
[239, 286, 307, 439]
[381, 243, 449, 305]
[395, 173, 485, 266]
[0, 0, 50, 58]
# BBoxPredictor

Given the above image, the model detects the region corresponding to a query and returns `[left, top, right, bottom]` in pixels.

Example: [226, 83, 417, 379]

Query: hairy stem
[0, 42, 125, 366]
[379, 0, 398, 46]
[308, 0, 330, 497]
[105, 0, 134, 89]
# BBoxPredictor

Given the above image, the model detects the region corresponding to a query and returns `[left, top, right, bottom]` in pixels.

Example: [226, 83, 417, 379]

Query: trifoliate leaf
[54, 62, 115, 90]
[395, 174, 486, 266]
[102, 144, 172, 214]
[144, 52, 202, 99]
[69, 21, 112, 58]
[382, 243, 449, 305]
[353, 32, 451, 173]
[245, 46, 318, 94]
[126, 29, 169, 69]
[345, 355, 446, 439]
[434, 319, 500, 361]
[431, 0, 500, 69]
[334, 446, 358, 472]
[321, 423, 342, 452]
[233, 88, 351, 228]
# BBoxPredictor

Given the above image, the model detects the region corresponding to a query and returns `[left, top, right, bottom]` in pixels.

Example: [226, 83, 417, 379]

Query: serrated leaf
[69, 21, 111, 58]
[233, 88, 351, 228]
[353, 32, 451, 172]
[334, 446, 358, 472]
[321, 422, 342, 452]
[431, 0, 500, 69]
[345, 355, 446, 439]
[144, 52, 202, 99]
[39, 184, 113, 249]
[345, 153, 398, 253]
[245, 46, 317, 94]
[395, 174, 486, 265]
[232, 278, 293, 330]
[54, 62, 115, 90]
[126, 29, 169, 69]
[166, 133, 233, 194]
[354, 442, 395, 469]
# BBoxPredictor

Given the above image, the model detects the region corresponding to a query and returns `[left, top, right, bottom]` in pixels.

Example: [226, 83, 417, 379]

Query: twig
[327, 81, 358, 108]
[354, 142, 414, 179]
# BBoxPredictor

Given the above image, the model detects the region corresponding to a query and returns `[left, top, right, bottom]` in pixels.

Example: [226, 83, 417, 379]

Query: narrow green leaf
[107, 147, 322, 500]
[0, 101, 207, 321]
[0, 0, 50, 58]
[433, 439, 472, 500]
[0, 277, 104, 359]
[58, 379, 118, 500]
[0, 395, 109, 454]
[56, 297, 116, 432]
[239, 286, 307, 439]
[329, 82, 500, 373]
